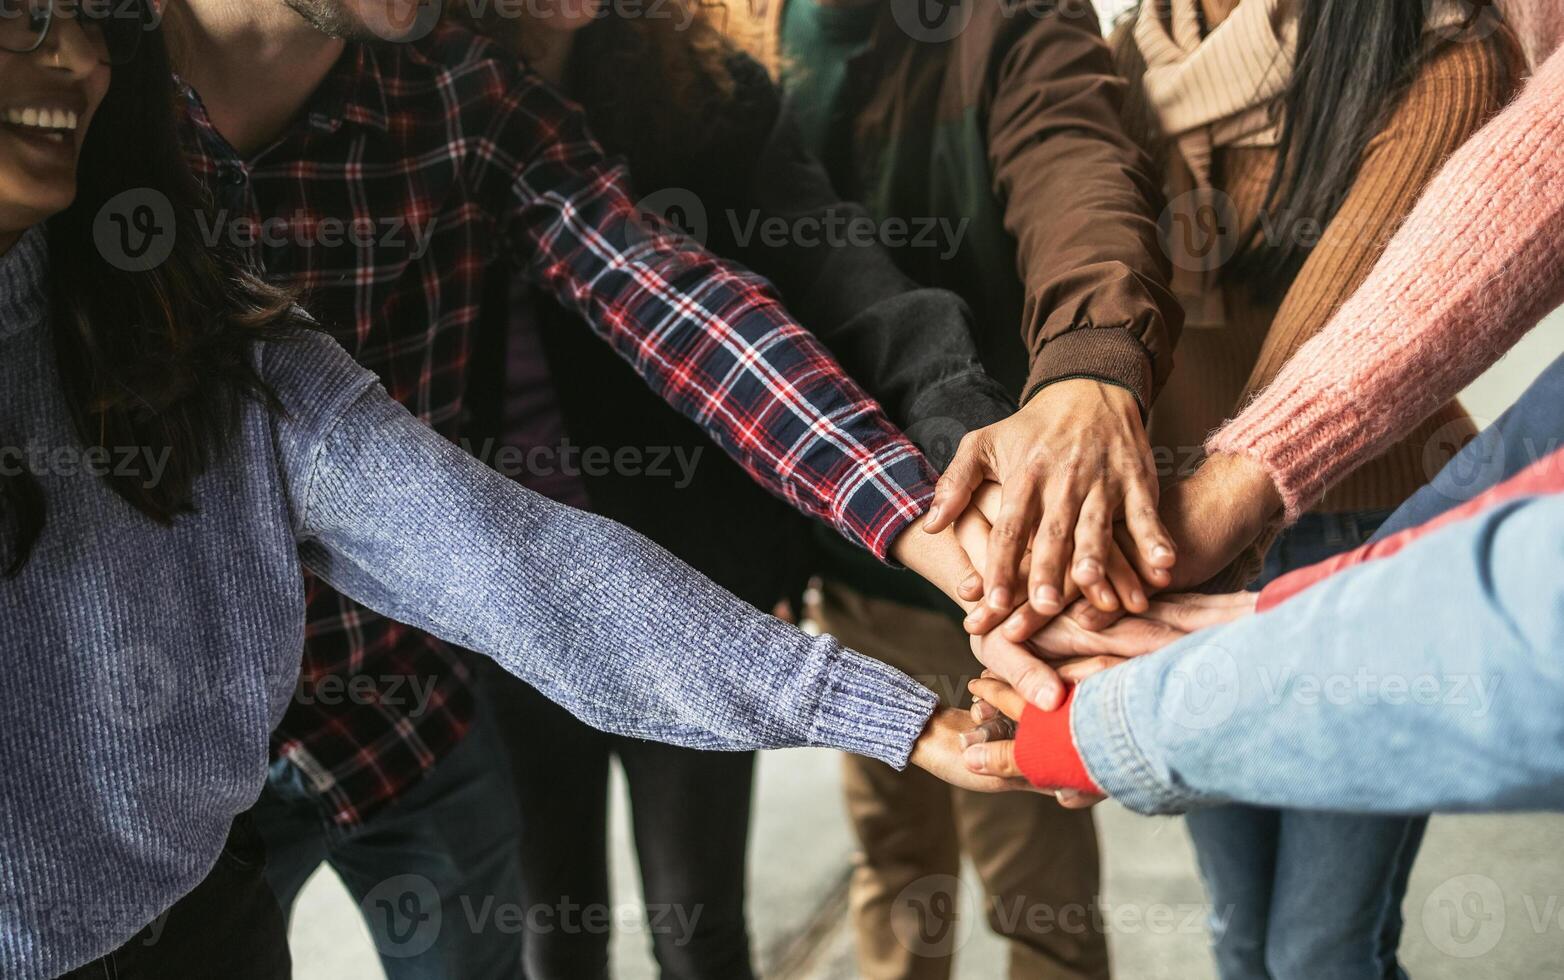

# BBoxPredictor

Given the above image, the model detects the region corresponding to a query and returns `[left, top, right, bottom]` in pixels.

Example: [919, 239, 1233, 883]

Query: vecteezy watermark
[887, 0, 1098, 43]
[891, 879, 1226, 959]
[92, 188, 442, 270]
[0, 443, 172, 488]
[362, 875, 445, 960]
[893, 874, 978, 958]
[357, 0, 446, 43]
[1159, 188, 1242, 275]
[1421, 876, 1564, 960]
[459, 896, 704, 942]
[193, 209, 439, 258]
[1422, 874, 1508, 958]
[1162, 643, 1242, 732]
[357, 876, 706, 961]
[1254, 668, 1501, 718]
[628, 188, 971, 261]
[453, 0, 700, 30]
[95, 188, 178, 273]
[461, 437, 705, 489]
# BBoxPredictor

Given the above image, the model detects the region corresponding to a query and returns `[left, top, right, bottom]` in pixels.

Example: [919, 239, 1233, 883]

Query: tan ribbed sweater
[1148, 32, 1523, 514]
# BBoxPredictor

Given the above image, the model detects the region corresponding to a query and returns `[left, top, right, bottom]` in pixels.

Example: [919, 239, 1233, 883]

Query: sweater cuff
[808, 649, 940, 770]
[904, 371, 1017, 473]
[1023, 328, 1153, 417]
[1014, 693, 1102, 794]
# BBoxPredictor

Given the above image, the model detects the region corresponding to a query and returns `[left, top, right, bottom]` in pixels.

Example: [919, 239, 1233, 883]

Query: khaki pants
[813, 581, 1110, 980]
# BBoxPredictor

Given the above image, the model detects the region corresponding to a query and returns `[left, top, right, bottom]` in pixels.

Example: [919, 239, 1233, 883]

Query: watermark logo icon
[627, 187, 709, 249]
[1159, 189, 1241, 274]
[94, 188, 176, 273]
[892, 874, 977, 958]
[363, 0, 445, 42]
[890, 0, 974, 43]
[1422, 874, 1506, 959]
[1165, 644, 1240, 732]
[361, 874, 443, 960]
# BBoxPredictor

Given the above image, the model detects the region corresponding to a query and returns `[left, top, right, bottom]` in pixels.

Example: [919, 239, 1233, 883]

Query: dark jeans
[1188, 510, 1429, 980]
[478, 666, 757, 980]
[251, 707, 525, 980]
[58, 813, 290, 980]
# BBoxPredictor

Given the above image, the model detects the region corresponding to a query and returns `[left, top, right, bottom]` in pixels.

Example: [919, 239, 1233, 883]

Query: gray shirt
[0, 226, 938, 978]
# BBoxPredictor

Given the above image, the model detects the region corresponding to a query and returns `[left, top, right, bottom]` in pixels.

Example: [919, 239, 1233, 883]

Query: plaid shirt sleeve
[477, 76, 938, 560]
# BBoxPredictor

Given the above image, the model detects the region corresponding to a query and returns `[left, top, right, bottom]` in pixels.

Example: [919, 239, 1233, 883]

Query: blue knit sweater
[0, 226, 939, 978]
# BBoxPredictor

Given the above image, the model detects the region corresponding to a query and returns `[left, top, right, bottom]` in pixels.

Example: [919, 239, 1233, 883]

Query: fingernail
[1034, 585, 1062, 611]
[1152, 545, 1175, 561]
[963, 745, 988, 771]
[923, 505, 942, 529]
[1131, 590, 1147, 608]
[964, 610, 984, 629]
[961, 572, 982, 593]
[973, 701, 997, 722]
[989, 587, 1012, 610]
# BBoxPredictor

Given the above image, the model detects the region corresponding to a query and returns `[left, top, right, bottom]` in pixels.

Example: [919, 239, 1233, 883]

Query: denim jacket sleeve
[1072, 492, 1564, 816]
[273, 335, 939, 768]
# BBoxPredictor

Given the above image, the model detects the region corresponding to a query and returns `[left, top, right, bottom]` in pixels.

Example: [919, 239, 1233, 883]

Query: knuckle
[993, 520, 1027, 544]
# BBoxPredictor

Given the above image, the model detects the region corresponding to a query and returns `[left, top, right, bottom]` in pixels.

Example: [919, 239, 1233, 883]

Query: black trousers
[478, 664, 757, 980]
[58, 812, 291, 980]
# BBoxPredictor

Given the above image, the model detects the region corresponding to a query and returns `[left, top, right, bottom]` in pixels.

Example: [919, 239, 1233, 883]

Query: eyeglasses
[0, 0, 146, 67]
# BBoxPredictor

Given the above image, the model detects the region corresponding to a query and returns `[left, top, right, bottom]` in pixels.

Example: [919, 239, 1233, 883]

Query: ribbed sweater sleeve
[1208, 46, 1564, 520]
[265, 333, 939, 768]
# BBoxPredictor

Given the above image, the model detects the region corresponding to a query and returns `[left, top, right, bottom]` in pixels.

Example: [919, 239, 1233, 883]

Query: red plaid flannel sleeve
[480, 78, 939, 560]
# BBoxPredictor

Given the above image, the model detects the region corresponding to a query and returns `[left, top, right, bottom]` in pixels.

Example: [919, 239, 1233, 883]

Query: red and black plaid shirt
[179, 26, 936, 827]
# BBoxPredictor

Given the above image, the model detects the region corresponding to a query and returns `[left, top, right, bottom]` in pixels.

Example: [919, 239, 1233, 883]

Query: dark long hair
[1, 1, 304, 576]
[1229, 0, 1431, 296]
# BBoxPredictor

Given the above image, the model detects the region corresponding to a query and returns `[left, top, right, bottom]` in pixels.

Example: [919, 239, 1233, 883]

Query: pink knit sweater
[1207, 40, 1564, 520]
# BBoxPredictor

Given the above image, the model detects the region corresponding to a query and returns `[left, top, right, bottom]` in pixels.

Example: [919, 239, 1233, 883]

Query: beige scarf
[1137, 0, 1480, 325]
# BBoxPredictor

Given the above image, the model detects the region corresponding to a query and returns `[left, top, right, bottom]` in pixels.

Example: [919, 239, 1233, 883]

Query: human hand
[952, 482, 1150, 636]
[996, 589, 1258, 654]
[1154, 452, 1284, 591]
[961, 675, 1105, 808]
[910, 707, 1037, 793]
[922, 380, 1175, 617]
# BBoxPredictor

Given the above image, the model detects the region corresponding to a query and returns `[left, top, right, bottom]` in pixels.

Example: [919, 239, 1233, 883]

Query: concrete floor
[289, 309, 1564, 979]
[289, 748, 1564, 980]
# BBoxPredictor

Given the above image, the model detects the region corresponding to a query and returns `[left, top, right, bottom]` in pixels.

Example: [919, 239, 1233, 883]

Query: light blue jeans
[1186, 509, 1425, 980]
[250, 710, 525, 980]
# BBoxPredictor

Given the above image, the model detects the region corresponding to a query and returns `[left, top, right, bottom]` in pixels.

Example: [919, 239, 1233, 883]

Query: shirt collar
[175, 41, 391, 165]
[305, 43, 392, 135]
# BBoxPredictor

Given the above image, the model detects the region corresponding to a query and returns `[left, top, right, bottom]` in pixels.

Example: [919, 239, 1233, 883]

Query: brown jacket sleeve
[982, 1, 1183, 410]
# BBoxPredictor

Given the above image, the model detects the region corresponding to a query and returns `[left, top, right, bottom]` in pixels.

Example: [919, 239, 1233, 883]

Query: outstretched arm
[974, 492, 1564, 815]
[266, 332, 1018, 784]
[492, 72, 936, 562]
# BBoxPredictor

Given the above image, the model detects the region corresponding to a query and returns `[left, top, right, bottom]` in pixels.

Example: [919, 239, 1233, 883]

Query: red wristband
[1013, 689, 1102, 795]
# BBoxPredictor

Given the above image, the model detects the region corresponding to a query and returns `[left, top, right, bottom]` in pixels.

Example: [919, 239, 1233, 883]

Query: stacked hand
[894, 380, 1283, 799]
[953, 591, 1258, 801]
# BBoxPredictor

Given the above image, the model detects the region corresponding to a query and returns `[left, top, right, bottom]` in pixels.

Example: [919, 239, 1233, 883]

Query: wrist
[890, 522, 974, 612]
[1203, 452, 1284, 532]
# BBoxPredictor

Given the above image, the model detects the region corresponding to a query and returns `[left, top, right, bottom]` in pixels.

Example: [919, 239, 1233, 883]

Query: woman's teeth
[3, 107, 80, 141]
